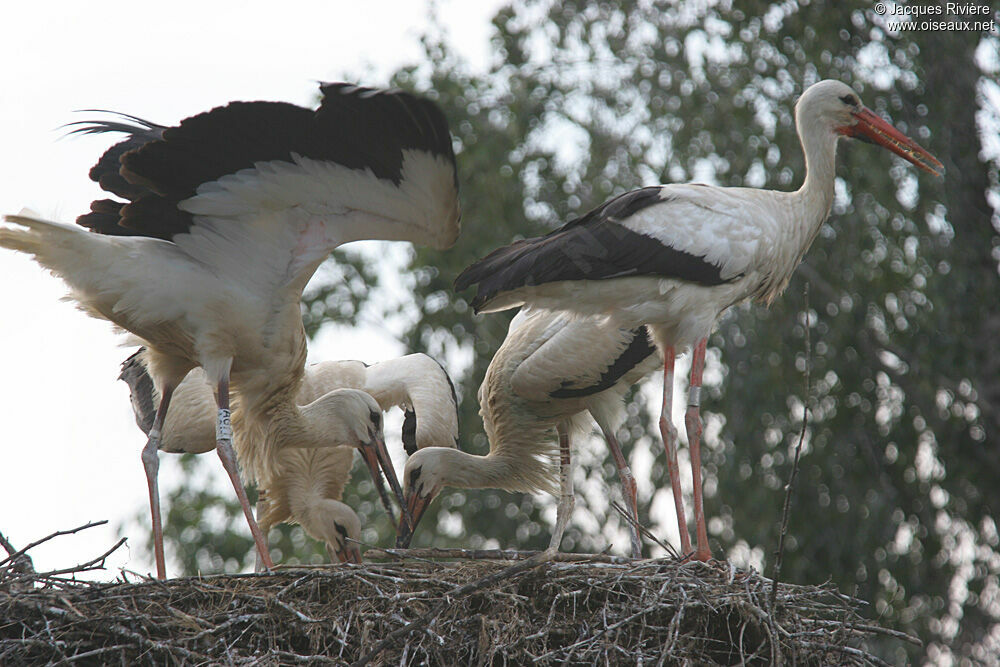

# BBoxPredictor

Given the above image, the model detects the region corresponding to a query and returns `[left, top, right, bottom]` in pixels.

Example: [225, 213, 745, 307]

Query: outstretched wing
[74, 83, 460, 293]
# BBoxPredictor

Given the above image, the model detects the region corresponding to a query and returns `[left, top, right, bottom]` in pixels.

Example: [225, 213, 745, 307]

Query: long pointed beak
[395, 487, 437, 549]
[329, 542, 363, 565]
[358, 434, 414, 532]
[841, 107, 944, 177]
[357, 436, 399, 527]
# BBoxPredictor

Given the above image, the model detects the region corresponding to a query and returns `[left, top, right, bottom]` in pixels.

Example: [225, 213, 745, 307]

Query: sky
[0, 0, 505, 579]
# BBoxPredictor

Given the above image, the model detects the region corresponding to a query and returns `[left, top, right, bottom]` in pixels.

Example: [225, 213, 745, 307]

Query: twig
[795, 641, 893, 667]
[0, 531, 21, 559]
[273, 598, 321, 623]
[64, 645, 130, 663]
[798, 619, 922, 646]
[0, 520, 108, 569]
[364, 547, 631, 564]
[0, 530, 34, 577]
[350, 550, 555, 667]
[0, 542, 911, 665]
[26, 538, 127, 580]
[609, 501, 681, 559]
[770, 282, 811, 614]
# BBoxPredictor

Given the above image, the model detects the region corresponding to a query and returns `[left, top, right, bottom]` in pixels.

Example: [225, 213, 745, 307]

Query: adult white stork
[397, 307, 660, 557]
[453, 80, 943, 562]
[0, 82, 461, 577]
[120, 350, 459, 567]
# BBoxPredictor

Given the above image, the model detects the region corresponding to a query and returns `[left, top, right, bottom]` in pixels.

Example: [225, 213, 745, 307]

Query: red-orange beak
[839, 107, 944, 177]
[395, 486, 438, 549]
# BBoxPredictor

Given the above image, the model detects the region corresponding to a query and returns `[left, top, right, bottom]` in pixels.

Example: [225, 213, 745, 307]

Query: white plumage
[455, 79, 943, 561]
[398, 308, 661, 556]
[121, 351, 460, 565]
[1, 83, 461, 577]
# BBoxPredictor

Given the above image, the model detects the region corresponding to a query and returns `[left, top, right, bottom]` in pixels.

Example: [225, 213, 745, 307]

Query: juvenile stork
[454, 80, 943, 561]
[1, 82, 460, 577]
[398, 308, 660, 556]
[121, 350, 460, 567]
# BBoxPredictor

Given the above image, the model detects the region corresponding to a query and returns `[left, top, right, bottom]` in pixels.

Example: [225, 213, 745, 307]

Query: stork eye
[335, 523, 348, 541]
[839, 94, 859, 107]
[369, 410, 381, 427]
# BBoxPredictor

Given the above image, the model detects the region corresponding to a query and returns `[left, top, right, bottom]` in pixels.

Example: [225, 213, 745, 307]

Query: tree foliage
[139, 1, 998, 662]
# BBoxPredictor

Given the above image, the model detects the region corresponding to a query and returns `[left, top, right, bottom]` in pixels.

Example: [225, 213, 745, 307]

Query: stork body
[398, 308, 661, 556]
[121, 350, 459, 565]
[1, 83, 460, 577]
[455, 80, 943, 561]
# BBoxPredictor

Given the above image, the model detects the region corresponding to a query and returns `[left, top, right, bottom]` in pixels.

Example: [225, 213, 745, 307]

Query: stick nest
[1, 540, 914, 666]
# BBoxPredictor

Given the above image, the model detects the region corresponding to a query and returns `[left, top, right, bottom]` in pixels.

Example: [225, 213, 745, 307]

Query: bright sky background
[0, 0, 504, 579]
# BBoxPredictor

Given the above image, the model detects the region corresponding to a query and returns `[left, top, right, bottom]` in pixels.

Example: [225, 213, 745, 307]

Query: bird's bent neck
[421, 447, 556, 493]
[426, 447, 554, 495]
[366, 356, 458, 448]
[791, 112, 839, 250]
[437, 449, 515, 489]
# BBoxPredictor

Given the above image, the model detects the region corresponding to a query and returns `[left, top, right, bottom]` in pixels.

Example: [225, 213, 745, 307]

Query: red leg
[659, 346, 692, 556]
[603, 426, 642, 558]
[141, 384, 175, 579]
[214, 375, 275, 571]
[685, 338, 712, 561]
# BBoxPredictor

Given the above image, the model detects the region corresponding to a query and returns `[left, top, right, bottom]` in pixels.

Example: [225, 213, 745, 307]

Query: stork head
[395, 447, 453, 548]
[304, 389, 406, 527]
[321, 499, 363, 564]
[797, 79, 943, 176]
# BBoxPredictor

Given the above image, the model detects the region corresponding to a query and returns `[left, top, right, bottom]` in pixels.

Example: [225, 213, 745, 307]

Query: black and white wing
[72, 83, 460, 294]
[456, 184, 763, 312]
[507, 309, 659, 403]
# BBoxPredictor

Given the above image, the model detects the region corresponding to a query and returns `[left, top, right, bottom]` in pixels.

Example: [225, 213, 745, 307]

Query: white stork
[397, 307, 661, 557]
[120, 350, 460, 568]
[453, 79, 943, 561]
[0, 83, 461, 577]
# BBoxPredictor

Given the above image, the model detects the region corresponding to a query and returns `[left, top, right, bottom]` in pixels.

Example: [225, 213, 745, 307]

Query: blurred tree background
[126, 1, 999, 662]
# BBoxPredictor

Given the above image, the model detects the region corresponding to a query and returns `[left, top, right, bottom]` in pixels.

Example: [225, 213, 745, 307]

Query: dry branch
[1, 544, 918, 665]
[364, 547, 630, 564]
[0, 521, 125, 591]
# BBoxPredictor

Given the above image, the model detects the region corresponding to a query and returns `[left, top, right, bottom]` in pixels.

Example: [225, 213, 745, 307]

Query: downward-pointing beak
[840, 107, 944, 177]
[343, 544, 363, 564]
[395, 487, 437, 548]
[358, 434, 409, 529]
[329, 542, 362, 565]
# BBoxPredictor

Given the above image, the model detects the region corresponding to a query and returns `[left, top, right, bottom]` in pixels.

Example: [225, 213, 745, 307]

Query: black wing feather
[401, 409, 418, 456]
[455, 187, 731, 312]
[550, 327, 657, 399]
[74, 83, 456, 242]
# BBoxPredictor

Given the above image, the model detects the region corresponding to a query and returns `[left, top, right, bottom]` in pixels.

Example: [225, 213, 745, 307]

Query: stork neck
[429, 447, 552, 494]
[792, 116, 839, 242]
[435, 449, 516, 489]
[365, 355, 459, 448]
[364, 359, 415, 407]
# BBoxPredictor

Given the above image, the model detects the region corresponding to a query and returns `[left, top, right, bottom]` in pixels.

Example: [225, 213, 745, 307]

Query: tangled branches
[1, 532, 917, 666]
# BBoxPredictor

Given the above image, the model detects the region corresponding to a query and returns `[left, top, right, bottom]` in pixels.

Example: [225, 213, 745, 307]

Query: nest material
[1, 538, 916, 666]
